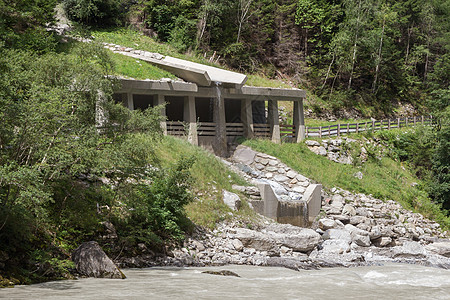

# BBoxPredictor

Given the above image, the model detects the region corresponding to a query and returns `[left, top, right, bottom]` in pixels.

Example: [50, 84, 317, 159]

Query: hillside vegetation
[60, 0, 449, 118]
[0, 0, 448, 286]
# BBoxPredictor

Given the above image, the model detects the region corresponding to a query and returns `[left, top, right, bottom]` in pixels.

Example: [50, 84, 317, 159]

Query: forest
[0, 0, 448, 285]
[60, 0, 450, 116]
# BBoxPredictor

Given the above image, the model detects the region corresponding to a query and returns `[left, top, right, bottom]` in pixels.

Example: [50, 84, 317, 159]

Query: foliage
[244, 138, 450, 229]
[63, 0, 127, 25]
[113, 156, 196, 246]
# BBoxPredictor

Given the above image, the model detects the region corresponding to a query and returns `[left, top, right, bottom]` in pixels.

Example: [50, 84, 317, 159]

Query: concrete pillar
[96, 90, 107, 129]
[241, 98, 254, 138]
[213, 86, 227, 156]
[293, 99, 305, 142]
[184, 95, 198, 145]
[156, 94, 167, 135]
[268, 100, 281, 143]
[127, 92, 134, 110]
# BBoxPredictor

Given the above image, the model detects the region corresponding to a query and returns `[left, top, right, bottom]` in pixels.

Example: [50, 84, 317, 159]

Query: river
[1, 264, 449, 299]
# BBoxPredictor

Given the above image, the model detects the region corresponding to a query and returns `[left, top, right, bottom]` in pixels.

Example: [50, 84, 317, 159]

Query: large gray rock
[320, 239, 351, 254]
[72, 241, 126, 279]
[266, 180, 288, 195]
[234, 228, 279, 254]
[222, 190, 241, 211]
[425, 242, 450, 257]
[263, 223, 321, 252]
[319, 218, 338, 231]
[393, 241, 427, 258]
[322, 229, 352, 243]
[232, 146, 256, 165]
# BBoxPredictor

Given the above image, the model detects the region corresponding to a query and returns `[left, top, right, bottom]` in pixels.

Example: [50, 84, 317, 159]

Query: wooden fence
[166, 115, 433, 140]
[305, 115, 432, 138]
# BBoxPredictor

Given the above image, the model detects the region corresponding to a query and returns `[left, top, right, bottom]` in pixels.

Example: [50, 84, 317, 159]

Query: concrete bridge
[104, 43, 306, 156]
[115, 78, 306, 156]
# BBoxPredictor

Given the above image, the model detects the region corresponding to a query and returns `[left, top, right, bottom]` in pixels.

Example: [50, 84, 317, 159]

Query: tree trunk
[322, 53, 335, 89]
[348, 0, 362, 90]
[372, 16, 385, 93]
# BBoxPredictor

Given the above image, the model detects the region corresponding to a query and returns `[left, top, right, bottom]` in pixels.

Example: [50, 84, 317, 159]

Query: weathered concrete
[303, 184, 322, 223]
[257, 182, 279, 220]
[184, 96, 198, 145]
[277, 201, 308, 227]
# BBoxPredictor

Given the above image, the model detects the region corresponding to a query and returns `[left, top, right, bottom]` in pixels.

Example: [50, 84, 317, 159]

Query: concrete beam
[163, 56, 247, 88]
[268, 100, 281, 144]
[156, 94, 167, 135]
[127, 92, 134, 110]
[184, 96, 198, 145]
[118, 79, 198, 93]
[257, 183, 278, 220]
[303, 184, 322, 223]
[293, 99, 306, 142]
[241, 99, 254, 138]
[213, 86, 227, 157]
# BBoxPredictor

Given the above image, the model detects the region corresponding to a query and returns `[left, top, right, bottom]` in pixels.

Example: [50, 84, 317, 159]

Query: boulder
[222, 190, 241, 211]
[264, 224, 321, 252]
[372, 237, 393, 247]
[425, 242, 450, 258]
[319, 218, 338, 231]
[320, 239, 351, 254]
[72, 241, 126, 279]
[305, 140, 320, 147]
[342, 204, 357, 216]
[393, 241, 427, 258]
[322, 229, 352, 243]
[234, 228, 279, 254]
[232, 146, 256, 165]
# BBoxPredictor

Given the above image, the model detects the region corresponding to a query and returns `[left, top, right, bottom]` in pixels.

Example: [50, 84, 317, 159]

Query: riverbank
[115, 146, 450, 271]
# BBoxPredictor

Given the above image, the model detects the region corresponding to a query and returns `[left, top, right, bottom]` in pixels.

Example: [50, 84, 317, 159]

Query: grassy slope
[90, 27, 292, 88]
[154, 136, 258, 229]
[244, 138, 450, 229]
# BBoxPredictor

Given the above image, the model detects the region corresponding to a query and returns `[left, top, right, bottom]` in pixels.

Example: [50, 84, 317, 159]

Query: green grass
[154, 136, 259, 229]
[110, 53, 176, 80]
[243, 139, 450, 229]
[89, 27, 291, 88]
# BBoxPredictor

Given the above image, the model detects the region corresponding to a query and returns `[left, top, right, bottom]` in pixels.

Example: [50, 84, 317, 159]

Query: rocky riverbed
[116, 146, 450, 271]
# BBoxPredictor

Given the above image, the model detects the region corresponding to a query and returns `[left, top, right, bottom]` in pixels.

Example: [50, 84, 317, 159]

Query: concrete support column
[293, 99, 306, 142]
[213, 86, 228, 156]
[156, 94, 167, 135]
[241, 98, 254, 138]
[127, 92, 134, 110]
[184, 95, 198, 145]
[268, 100, 281, 143]
[96, 90, 107, 129]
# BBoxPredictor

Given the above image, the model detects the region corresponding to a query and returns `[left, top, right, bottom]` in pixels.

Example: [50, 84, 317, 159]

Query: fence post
[347, 123, 350, 135]
[372, 120, 375, 131]
[337, 124, 340, 136]
[405, 117, 408, 127]
[356, 123, 359, 133]
[380, 120, 383, 130]
[414, 116, 416, 126]
[421, 115, 424, 125]
[388, 119, 391, 130]
[397, 118, 400, 128]
[319, 126, 322, 138]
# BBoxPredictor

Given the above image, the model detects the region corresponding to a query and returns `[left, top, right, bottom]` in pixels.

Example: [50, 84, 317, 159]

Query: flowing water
[1, 264, 449, 299]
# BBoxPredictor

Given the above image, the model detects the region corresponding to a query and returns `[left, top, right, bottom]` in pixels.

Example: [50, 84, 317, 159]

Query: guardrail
[305, 115, 432, 138]
[165, 116, 433, 140]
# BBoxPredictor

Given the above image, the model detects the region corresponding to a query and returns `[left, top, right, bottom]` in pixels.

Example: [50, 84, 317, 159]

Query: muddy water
[1, 264, 449, 299]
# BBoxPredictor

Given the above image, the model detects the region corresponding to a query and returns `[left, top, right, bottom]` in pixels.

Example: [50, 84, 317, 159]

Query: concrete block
[303, 184, 322, 222]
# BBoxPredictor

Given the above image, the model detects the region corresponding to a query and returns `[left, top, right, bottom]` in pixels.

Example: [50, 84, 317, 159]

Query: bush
[63, 0, 125, 26]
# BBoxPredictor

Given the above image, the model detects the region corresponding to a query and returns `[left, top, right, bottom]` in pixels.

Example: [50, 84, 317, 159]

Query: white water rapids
[1, 264, 449, 299]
